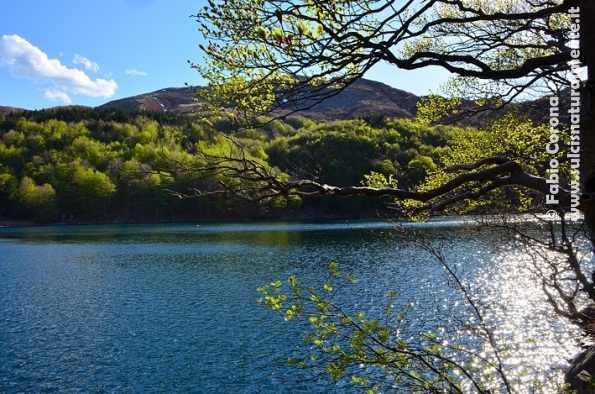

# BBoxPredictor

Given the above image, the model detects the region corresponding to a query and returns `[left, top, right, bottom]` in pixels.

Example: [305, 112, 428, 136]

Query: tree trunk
[572, 1, 595, 238]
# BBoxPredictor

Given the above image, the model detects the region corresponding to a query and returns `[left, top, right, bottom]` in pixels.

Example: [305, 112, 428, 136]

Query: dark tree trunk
[570, 1, 595, 239]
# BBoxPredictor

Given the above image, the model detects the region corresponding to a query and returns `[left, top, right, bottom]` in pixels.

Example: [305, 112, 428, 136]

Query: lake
[0, 219, 581, 393]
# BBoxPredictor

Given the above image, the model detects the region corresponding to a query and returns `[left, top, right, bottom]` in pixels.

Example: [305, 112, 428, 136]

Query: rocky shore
[567, 346, 595, 394]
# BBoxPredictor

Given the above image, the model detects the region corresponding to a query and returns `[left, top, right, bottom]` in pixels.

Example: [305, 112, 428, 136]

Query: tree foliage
[0, 108, 256, 222]
[194, 0, 581, 116]
[0, 107, 499, 222]
[193, 0, 594, 231]
[1, 105, 567, 223]
[193, 1, 595, 392]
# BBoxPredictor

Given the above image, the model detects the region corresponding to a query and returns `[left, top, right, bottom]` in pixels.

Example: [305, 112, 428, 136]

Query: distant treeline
[0, 106, 479, 223]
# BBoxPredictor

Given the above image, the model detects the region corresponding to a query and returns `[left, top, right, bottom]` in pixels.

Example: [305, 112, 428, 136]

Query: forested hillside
[0, 106, 527, 224]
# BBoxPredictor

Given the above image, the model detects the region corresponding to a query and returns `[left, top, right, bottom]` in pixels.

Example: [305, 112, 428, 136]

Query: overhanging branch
[165, 151, 571, 214]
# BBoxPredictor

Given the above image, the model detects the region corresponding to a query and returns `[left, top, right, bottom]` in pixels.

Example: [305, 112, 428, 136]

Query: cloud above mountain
[73, 54, 100, 73]
[44, 89, 72, 104]
[0, 34, 117, 104]
[125, 68, 147, 77]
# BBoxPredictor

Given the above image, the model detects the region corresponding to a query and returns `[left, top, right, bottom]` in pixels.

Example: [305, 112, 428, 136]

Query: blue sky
[0, 0, 450, 110]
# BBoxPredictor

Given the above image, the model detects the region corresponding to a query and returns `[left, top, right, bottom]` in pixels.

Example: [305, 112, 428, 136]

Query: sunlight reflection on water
[344, 220, 586, 393]
[473, 249, 576, 390]
[0, 219, 588, 393]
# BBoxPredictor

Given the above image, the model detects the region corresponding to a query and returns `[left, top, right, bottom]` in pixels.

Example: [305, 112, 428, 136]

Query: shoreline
[0, 220, 37, 228]
[0, 211, 548, 229]
[0, 213, 387, 229]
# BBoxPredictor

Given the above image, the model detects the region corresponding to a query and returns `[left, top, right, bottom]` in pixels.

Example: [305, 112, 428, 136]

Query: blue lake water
[0, 219, 581, 393]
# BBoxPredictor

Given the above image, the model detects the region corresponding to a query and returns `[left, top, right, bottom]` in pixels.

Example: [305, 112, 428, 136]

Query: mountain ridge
[1, 78, 552, 125]
[96, 78, 422, 121]
[0, 79, 422, 121]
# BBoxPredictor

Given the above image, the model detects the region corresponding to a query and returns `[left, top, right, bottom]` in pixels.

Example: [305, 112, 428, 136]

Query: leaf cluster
[257, 262, 509, 393]
[193, 0, 574, 121]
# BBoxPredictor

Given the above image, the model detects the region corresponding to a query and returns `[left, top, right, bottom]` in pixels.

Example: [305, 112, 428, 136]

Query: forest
[0, 105, 546, 224]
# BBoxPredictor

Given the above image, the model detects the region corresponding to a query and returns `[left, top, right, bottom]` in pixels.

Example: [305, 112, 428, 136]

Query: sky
[0, 0, 450, 110]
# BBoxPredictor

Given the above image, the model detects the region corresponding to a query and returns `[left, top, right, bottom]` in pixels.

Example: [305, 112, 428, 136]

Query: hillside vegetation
[0, 105, 535, 224]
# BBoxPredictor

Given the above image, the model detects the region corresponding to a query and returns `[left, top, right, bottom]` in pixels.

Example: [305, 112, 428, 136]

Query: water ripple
[0, 220, 582, 393]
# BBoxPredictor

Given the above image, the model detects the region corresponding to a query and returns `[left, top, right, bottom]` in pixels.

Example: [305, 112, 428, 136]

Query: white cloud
[125, 68, 147, 77]
[45, 89, 72, 104]
[73, 54, 99, 73]
[0, 34, 117, 100]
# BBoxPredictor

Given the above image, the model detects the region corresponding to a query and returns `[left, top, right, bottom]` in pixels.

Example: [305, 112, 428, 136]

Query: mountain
[2, 78, 551, 125]
[285, 79, 420, 121]
[0, 106, 25, 116]
[99, 87, 199, 113]
[98, 79, 420, 121]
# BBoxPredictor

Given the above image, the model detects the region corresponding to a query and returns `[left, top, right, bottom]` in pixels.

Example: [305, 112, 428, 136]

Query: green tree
[18, 176, 57, 222]
[71, 165, 117, 217]
[0, 142, 24, 174]
[194, 1, 595, 391]
[120, 158, 173, 220]
[0, 172, 18, 218]
[52, 160, 117, 218]
[194, 0, 593, 229]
